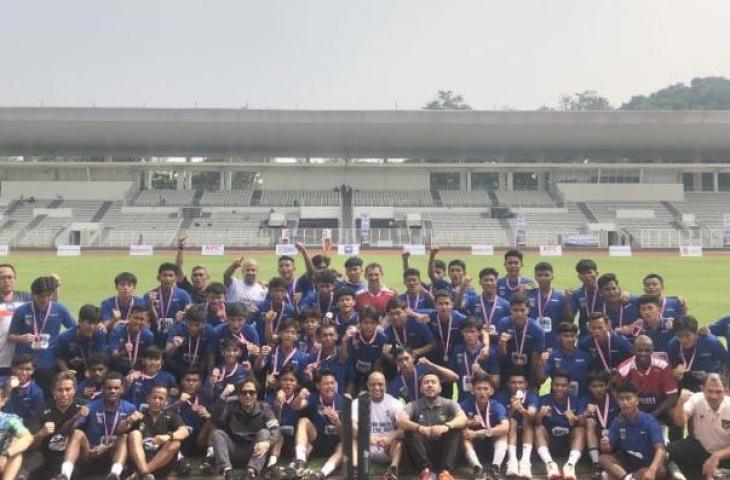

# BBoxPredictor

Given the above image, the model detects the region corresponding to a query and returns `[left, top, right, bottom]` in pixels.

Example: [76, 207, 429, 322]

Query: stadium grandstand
[1, 107, 730, 250]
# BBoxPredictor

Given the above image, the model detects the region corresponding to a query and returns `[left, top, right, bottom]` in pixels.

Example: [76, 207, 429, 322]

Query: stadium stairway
[192, 189, 203, 206]
[250, 190, 261, 206]
[487, 189, 500, 206]
[430, 189, 443, 207]
[13, 214, 47, 243]
[91, 201, 113, 222]
[576, 202, 599, 223]
[2, 199, 22, 217]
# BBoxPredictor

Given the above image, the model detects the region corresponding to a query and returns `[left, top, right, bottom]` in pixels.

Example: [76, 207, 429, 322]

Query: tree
[621, 77, 730, 110]
[558, 90, 613, 111]
[423, 90, 472, 110]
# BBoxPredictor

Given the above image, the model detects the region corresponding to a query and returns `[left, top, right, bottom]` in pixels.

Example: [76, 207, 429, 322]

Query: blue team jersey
[538, 394, 584, 437]
[296, 334, 319, 355]
[449, 343, 500, 402]
[527, 289, 566, 348]
[293, 274, 315, 298]
[580, 393, 620, 432]
[106, 324, 155, 373]
[298, 292, 338, 317]
[76, 379, 103, 402]
[463, 294, 510, 330]
[495, 317, 546, 365]
[173, 391, 212, 433]
[602, 302, 640, 331]
[636, 318, 675, 354]
[144, 287, 192, 344]
[544, 347, 590, 396]
[55, 327, 107, 379]
[497, 276, 534, 301]
[100, 296, 145, 322]
[207, 362, 251, 397]
[328, 311, 359, 338]
[165, 322, 212, 373]
[207, 323, 260, 364]
[251, 299, 296, 341]
[578, 332, 632, 373]
[304, 393, 344, 437]
[305, 350, 350, 393]
[80, 398, 137, 447]
[383, 318, 435, 352]
[387, 364, 429, 402]
[347, 331, 388, 378]
[266, 392, 301, 437]
[460, 397, 508, 430]
[493, 389, 539, 421]
[0, 377, 43, 424]
[336, 279, 365, 293]
[708, 316, 730, 348]
[398, 292, 433, 312]
[9, 301, 76, 369]
[630, 296, 684, 321]
[263, 346, 308, 378]
[667, 335, 727, 382]
[570, 285, 603, 336]
[426, 311, 466, 361]
[124, 370, 177, 408]
[608, 412, 664, 469]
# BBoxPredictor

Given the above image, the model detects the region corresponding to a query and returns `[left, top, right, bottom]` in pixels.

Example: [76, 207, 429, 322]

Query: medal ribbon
[31, 301, 52, 338]
[480, 294, 499, 327]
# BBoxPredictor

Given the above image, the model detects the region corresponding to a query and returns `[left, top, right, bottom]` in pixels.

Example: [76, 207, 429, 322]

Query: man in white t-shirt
[669, 373, 730, 479]
[223, 256, 267, 307]
[0, 264, 31, 375]
[352, 371, 403, 480]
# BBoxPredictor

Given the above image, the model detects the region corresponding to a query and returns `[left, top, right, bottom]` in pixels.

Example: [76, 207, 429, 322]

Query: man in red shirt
[355, 263, 396, 316]
[616, 335, 681, 440]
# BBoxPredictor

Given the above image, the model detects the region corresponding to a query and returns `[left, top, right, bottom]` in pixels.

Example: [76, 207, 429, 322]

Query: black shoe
[200, 457, 215, 475]
[223, 468, 236, 480]
[487, 465, 503, 480]
[286, 460, 307, 478]
[242, 469, 258, 480]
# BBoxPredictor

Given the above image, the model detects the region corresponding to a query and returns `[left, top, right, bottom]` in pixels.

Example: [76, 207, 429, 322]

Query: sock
[493, 438, 508, 467]
[537, 446, 554, 465]
[295, 446, 307, 462]
[268, 455, 278, 467]
[508, 445, 518, 461]
[61, 462, 74, 479]
[206, 445, 214, 458]
[110, 463, 123, 476]
[623, 475, 635, 480]
[321, 461, 337, 476]
[568, 449, 582, 465]
[588, 448, 599, 464]
[521, 444, 533, 462]
[466, 448, 482, 468]
[178, 451, 184, 460]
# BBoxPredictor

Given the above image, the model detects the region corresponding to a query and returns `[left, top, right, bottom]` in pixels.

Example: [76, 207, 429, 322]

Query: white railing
[638, 228, 725, 248]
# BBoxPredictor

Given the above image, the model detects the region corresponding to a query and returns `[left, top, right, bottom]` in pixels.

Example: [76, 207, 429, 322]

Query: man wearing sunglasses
[210, 377, 281, 480]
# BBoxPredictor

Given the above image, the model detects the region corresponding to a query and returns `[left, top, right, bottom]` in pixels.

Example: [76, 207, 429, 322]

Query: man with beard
[355, 263, 396, 316]
[224, 256, 267, 308]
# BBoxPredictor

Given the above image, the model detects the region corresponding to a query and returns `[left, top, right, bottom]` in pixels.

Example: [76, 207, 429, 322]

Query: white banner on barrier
[129, 244, 153, 256]
[403, 244, 426, 256]
[608, 245, 632, 257]
[337, 244, 360, 256]
[57, 245, 81, 257]
[275, 244, 297, 256]
[0, 245, 8, 256]
[539, 245, 563, 256]
[471, 245, 494, 256]
[679, 245, 703, 257]
[201, 244, 225, 256]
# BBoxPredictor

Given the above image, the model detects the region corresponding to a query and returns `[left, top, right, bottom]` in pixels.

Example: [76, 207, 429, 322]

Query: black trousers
[668, 437, 730, 480]
[404, 429, 461, 473]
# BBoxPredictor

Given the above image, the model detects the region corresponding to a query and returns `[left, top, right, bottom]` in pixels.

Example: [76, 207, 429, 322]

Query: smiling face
[366, 266, 382, 288]
[147, 387, 168, 413]
[317, 374, 337, 399]
[0, 266, 16, 295]
[448, 264, 465, 285]
[337, 294, 355, 313]
[367, 372, 386, 401]
[239, 381, 258, 409]
[419, 373, 442, 399]
[242, 260, 258, 284]
[279, 326, 298, 346]
[278, 258, 295, 280]
[346, 265, 362, 284]
[53, 378, 76, 409]
[13, 362, 33, 384]
[278, 371, 298, 395]
[600, 280, 621, 305]
[158, 270, 177, 289]
[551, 375, 569, 400]
[579, 269, 598, 288]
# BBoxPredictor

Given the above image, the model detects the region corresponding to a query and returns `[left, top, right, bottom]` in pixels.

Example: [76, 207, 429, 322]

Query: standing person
[668, 315, 727, 393]
[564, 259, 602, 338]
[224, 256, 268, 308]
[496, 294, 545, 384]
[462, 267, 510, 334]
[0, 264, 30, 377]
[398, 268, 434, 313]
[537, 322, 590, 397]
[352, 372, 404, 480]
[639, 274, 687, 320]
[99, 272, 145, 334]
[669, 374, 730, 480]
[527, 262, 566, 349]
[175, 234, 210, 304]
[165, 304, 212, 380]
[396, 372, 468, 480]
[0, 386, 32, 480]
[578, 313, 632, 376]
[55, 304, 106, 383]
[497, 250, 534, 302]
[355, 263, 396, 316]
[340, 256, 365, 292]
[106, 305, 155, 375]
[633, 295, 675, 356]
[8, 276, 76, 394]
[597, 274, 639, 333]
[144, 263, 192, 346]
[382, 298, 436, 364]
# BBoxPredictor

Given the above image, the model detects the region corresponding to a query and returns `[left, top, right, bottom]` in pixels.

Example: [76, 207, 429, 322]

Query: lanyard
[552, 397, 571, 416]
[319, 394, 336, 410]
[584, 286, 598, 315]
[115, 297, 134, 322]
[438, 314, 454, 356]
[102, 407, 121, 439]
[316, 346, 337, 365]
[603, 303, 624, 327]
[477, 400, 492, 429]
[187, 335, 201, 364]
[31, 301, 52, 337]
[537, 290, 553, 318]
[595, 394, 611, 429]
[273, 347, 298, 374]
[336, 311, 358, 327]
[393, 323, 407, 345]
[506, 277, 521, 291]
[480, 294, 499, 326]
[317, 293, 333, 315]
[222, 363, 239, 379]
[156, 287, 174, 318]
[407, 293, 421, 311]
[659, 296, 667, 317]
[126, 330, 141, 365]
[680, 346, 696, 371]
[357, 331, 378, 347]
[593, 334, 612, 372]
[76, 332, 93, 366]
[463, 344, 482, 378]
[513, 321, 528, 356]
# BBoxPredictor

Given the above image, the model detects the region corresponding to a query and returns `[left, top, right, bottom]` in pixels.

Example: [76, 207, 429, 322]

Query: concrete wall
[1, 181, 134, 201]
[557, 183, 684, 201]
[259, 166, 429, 191]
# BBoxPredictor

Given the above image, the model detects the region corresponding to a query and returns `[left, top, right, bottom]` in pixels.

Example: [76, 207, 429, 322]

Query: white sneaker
[506, 458, 519, 477]
[546, 461, 561, 479]
[518, 459, 533, 479]
[562, 462, 576, 480]
[667, 461, 686, 480]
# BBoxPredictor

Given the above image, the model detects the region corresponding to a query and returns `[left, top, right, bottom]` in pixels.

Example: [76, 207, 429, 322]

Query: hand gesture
[430, 246, 440, 255]
[125, 342, 134, 354]
[152, 434, 168, 446]
[222, 384, 236, 397]
[148, 291, 158, 303]
[172, 336, 184, 347]
[129, 411, 145, 423]
[538, 405, 552, 418]
[673, 364, 686, 380]
[7, 376, 19, 389]
[209, 368, 221, 384]
[417, 357, 431, 367]
[299, 388, 311, 400]
[253, 440, 271, 458]
[679, 389, 693, 404]
[462, 428, 477, 441]
[565, 408, 577, 426]
[585, 403, 597, 416]
[500, 332, 512, 344]
[178, 234, 188, 248]
[564, 288, 575, 298]
[179, 392, 191, 404]
[294, 242, 306, 253]
[276, 389, 287, 407]
[232, 255, 245, 269]
[264, 310, 276, 322]
[260, 345, 272, 357]
[478, 345, 490, 360]
[112, 309, 122, 321]
[40, 421, 56, 437]
[401, 251, 410, 261]
[79, 406, 90, 417]
[539, 351, 550, 365]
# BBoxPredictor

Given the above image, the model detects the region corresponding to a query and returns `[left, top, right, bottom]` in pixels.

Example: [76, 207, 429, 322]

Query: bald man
[352, 372, 403, 480]
[224, 257, 267, 308]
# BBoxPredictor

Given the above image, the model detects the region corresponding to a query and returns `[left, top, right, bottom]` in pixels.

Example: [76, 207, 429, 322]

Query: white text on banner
[201, 244, 225, 256]
[276, 244, 297, 256]
[539, 245, 563, 256]
[679, 245, 703, 257]
[129, 245, 153, 256]
[608, 245, 632, 257]
[403, 244, 426, 256]
[57, 245, 81, 257]
[471, 245, 494, 256]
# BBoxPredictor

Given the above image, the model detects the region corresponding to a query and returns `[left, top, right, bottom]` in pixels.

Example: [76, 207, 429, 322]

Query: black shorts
[471, 437, 496, 463]
[547, 433, 572, 458]
[312, 434, 340, 457]
[75, 449, 115, 477]
[613, 451, 651, 473]
[144, 448, 177, 477]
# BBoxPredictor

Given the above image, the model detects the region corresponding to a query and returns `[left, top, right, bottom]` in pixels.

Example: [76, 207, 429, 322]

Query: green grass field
[5, 249, 730, 324]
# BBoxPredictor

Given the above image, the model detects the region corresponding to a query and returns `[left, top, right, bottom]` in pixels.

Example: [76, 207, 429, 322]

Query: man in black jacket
[210, 376, 281, 480]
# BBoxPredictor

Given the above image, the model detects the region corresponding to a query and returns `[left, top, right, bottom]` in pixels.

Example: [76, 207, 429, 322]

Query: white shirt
[226, 278, 268, 307]
[0, 302, 22, 368]
[352, 393, 403, 436]
[683, 392, 730, 453]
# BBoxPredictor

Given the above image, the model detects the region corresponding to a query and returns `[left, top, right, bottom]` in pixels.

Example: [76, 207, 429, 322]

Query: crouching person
[210, 376, 280, 480]
[127, 384, 189, 479]
[0, 385, 32, 480]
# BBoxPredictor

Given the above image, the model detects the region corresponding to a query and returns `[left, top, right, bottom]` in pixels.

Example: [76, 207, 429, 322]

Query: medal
[437, 313, 454, 362]
[595, 394, 611, 433]
[593, 334, 612, 373]
[512, 321, 528, 364]
[477, 400, 492, 429]
[680, 345, 696, 372]
[127, 330, 141, 366]
[407, 292, 421, 311]
[272, 346, 298, 375]
[30, 301, 52, 348]
[479, 294, 499, 328]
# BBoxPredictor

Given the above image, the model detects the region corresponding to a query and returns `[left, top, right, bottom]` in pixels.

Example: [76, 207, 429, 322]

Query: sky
[1, 0, 729, 111]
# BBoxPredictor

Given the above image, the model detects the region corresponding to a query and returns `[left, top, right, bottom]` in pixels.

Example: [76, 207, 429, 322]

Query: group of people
[0, 235, 728, 480]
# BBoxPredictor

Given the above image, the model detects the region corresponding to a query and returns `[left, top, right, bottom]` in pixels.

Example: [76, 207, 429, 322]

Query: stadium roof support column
[714, 172, 719, 192]
[225, 170, 232, 190]
[144, 170, 152, 190]
[506, 171, 514, 191]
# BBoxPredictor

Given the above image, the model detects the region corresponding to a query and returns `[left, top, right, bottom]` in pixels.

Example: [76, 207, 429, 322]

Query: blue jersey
[383, 318, 434, 352]
[348, 331, 387, 378]
[296, 334, 319, 355]
[630, 296, 684, 321]
[100, 296, 145, 322]
[387, 364, 429, 402]
[251, 299, 296, 341]
[55, 327, 107, 379]
[602, 303, 640, 331]
[578, 332, 632, 373]
[329, 311, 359, 338]
[173, 391, 212, 433]
[608, 412, 664, 469]
[667, 334, 727, 389]
[0, 377, 43, 424]
[460, 397, 508, 430]
[262, 346, 309, 378]
[208, 323, 260, 365]
[76, 379, 103, 402]
[106, 324, 155, 373]
[305, 349, 350, 394]
[544, 346, 590, 396]
[463, 294, 510, 330]
[9, 301, 76, 369]
[449, 343, 500, 402]
[581, 392, 620, 432]
[527, 288, 567, 348]
[427, 311, 466, 361]
[337, 280, 365, 293]
[708, 316, 730, 348]
[636, 318, 675, 354]
[207, 362, 251, 397]
[304, 393, 344, 437]
[493, 389, 539, 421]
[124, 370, 177, 408]
[165, 322, 212, 373]
[80, 398, 137, 447]
[293, 274, 315, 298]
[266, 392, 301, 438]
[538, 394, 584, 437]
[298, 291, 337, 317]
[497, 276, 534, 302]
[570, 285, 603, 336]
[496, 317, 546, 365]
[144, 286, 192, 344]
[398, 292, 433, 312]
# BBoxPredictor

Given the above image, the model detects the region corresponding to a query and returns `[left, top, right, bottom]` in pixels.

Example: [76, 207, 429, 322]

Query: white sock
[61, 461, 74, 478]
[588, 448, 599, 464]
[295, 446, 307, 462]
[493, 438, 508, 467]
[522, 443, 533, 462]
[321, 460, 337, 476]
[268, 455, 278, 467]
[110, 463, 123, 476]
[568, 449, 582, 465]
[537, 446, 553, 465]
[206, 445, 214, 458]
[466, 448, 482, 468]
[508, 444, 518, 461]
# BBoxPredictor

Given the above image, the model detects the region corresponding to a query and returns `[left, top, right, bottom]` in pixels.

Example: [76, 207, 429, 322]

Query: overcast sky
[2, 0, 729, 110]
